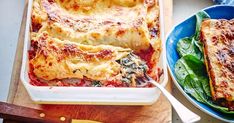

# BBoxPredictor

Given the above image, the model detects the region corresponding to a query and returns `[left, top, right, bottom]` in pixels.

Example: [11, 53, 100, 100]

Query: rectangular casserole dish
[20, 0, 168, 105]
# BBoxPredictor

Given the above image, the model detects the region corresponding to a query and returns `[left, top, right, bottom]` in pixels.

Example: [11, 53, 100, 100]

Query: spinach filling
[116, 52, 148, 86]
[91, 80, 102, 87]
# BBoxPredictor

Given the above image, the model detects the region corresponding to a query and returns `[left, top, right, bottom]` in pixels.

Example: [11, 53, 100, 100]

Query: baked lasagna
[29, 0, 163, 87]
[201, 19, 234, 110]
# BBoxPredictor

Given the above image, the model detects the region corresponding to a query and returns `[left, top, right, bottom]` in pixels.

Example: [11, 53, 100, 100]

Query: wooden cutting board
[6, 0, 173, 122]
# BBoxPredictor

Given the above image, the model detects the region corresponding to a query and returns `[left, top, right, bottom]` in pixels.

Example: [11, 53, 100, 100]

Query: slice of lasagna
[201, 19, 234, 110]
[29, 32, 150, 87]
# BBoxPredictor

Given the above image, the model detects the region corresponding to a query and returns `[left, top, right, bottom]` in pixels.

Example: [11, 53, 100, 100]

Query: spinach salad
[175, 11, 234, 114]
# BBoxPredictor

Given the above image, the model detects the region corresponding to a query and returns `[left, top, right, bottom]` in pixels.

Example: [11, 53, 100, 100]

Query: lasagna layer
[201, 19, 234, 102]
[31, 0, 161, 53]
[29, 32, 150, 87]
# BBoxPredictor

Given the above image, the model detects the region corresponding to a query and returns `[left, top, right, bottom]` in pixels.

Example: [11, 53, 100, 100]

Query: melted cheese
[30, 32, 131, 81]
[31, 0, 161, 52]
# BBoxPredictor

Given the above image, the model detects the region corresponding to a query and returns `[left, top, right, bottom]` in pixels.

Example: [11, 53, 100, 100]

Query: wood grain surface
[6, 0, 173, 122]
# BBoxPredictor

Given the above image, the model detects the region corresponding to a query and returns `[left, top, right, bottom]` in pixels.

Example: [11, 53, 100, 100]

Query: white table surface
[0, 0, 228, 123]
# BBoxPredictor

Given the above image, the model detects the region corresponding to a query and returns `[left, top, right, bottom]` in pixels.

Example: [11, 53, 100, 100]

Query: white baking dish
[20, 0, 168, 105]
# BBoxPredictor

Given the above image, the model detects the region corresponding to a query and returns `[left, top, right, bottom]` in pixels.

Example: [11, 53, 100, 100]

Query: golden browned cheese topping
[201, 19, 234, 101]
[31, 0, 161, 52]
[30, 32, 131, 81]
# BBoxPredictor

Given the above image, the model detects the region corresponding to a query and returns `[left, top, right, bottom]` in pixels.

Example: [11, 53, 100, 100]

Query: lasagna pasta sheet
[30, 32, 131, 81]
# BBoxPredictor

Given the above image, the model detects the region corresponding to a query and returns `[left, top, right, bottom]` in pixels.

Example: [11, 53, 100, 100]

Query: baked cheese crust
[30, 32, 131, 81]
[201, 19, 234, 101]
[31, 0, 161, 52]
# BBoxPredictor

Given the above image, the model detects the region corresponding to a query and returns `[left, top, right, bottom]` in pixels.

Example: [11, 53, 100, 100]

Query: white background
[0, 0, 227, 122]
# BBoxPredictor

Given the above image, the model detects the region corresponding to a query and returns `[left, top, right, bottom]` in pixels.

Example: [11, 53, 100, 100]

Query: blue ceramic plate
[166, 5, 234, 122]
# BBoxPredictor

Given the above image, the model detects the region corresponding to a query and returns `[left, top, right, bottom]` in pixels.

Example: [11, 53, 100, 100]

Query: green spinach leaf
[194, 11, 210, 53]
[184, 74, 234, 114]
[182, 55, 206, 76]
[175, 55, 206, 86]
[206, 101, 234, 114]
[194, 11, 210, 40]
[177, 37, 203, 60]
[199, 76, 211, 97]
[176, 55, 210, 96]
[175, 57, 189, 86]
[184, 74, 206, 102]
[92, 80, 102, 87]
[176, 11, 210, 61]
